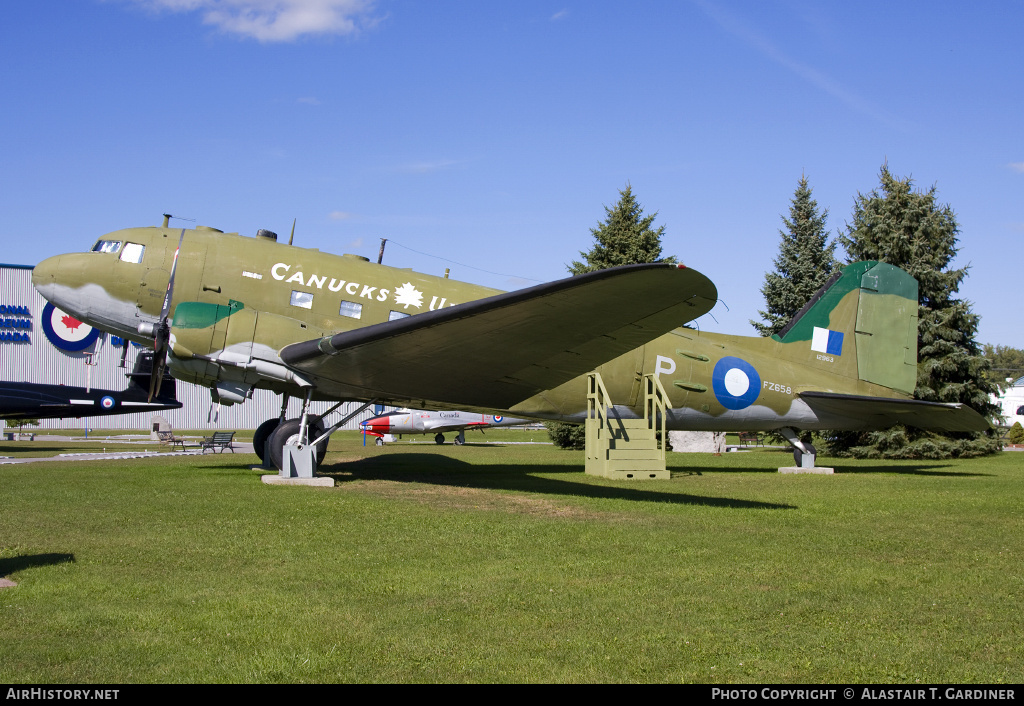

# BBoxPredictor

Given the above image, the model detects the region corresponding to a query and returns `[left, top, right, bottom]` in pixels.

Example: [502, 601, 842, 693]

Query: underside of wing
[798, 391, 991, 433]
[281, 263, 717, 409]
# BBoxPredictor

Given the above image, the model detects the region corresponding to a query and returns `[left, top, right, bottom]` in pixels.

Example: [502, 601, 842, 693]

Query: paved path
[0, 440, 255, 464]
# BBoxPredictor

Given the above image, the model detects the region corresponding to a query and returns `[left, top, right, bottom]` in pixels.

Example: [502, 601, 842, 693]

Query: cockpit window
[92, 240, 122, 254]
[119, 242, 145, 264]
[388, 310, 410, 321]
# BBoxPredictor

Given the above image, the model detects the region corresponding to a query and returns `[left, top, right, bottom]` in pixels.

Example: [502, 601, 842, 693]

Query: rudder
[774, 261, 918, 395]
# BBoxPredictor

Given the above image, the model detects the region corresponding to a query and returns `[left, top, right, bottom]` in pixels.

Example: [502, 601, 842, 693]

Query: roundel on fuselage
[711, 356, 761, 410]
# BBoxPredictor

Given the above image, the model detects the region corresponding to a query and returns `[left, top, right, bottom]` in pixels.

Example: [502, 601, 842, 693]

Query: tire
[434, 433, 445, 445]
[252, 418, 282, 463]
[268, 416, 328, 471]
[375, 437, 384, 446]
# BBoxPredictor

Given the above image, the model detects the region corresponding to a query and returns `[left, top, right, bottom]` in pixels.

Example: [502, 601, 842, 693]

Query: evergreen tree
[568, 184, 675, 274]
[752, 176, 839, 336]
[825, 165, 1000, 458]
[982, 344, 1024, 392]
[549, 185, 676, 449]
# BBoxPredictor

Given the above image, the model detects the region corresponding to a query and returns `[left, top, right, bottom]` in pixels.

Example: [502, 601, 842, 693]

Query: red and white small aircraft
[360, 408, 531, 445]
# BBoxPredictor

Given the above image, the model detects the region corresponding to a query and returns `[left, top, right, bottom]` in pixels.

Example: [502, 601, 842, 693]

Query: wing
[281, 263, 717, 409]
[798, 391, 991, 433]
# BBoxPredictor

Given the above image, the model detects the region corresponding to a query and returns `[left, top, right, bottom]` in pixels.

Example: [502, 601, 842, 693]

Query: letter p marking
[655, 355, 676, 380]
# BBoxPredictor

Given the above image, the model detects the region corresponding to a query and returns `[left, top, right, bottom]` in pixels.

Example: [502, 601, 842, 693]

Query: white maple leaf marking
[393, 282, 424, 309]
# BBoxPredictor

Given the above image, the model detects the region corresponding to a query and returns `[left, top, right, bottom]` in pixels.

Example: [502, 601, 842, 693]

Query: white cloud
[551, 10, 569, 21]
[329, 210, 353, 220]
[297, 96, 321, 105]
[125, 0, 379, 42]
[1008, 162, 1024, 173]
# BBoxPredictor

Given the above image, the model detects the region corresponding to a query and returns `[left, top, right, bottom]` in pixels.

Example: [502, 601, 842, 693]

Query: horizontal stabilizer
[799, 391, 990, 433]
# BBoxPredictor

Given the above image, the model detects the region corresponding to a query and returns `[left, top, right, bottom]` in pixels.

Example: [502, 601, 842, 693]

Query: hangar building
[1, 263, 375, 431]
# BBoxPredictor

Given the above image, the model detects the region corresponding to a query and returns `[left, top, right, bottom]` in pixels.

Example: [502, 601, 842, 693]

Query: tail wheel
[252, 418, 282, 463]
[268, 416, 328, 471]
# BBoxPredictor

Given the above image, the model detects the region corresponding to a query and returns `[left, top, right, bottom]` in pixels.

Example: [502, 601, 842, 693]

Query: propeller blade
[160, 229, 185, 321]
[149, 229, 184, 401]
[148, 320, 169, 402]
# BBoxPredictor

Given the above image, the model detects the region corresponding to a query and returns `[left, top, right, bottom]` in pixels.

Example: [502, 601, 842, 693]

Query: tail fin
[774, 261, 918, 395]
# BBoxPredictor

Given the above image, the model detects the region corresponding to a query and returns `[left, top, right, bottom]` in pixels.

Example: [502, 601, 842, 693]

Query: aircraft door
[626, 347, 647, 408]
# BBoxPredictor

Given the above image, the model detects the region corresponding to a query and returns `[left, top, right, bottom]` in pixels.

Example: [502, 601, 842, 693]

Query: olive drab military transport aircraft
[32, 217, 989, 471]
[360, 408, 532, 446]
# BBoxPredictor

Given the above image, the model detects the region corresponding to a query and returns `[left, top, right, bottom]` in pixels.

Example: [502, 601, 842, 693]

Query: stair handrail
[644, 373, 668, 462]
[586, 371, 612, 461]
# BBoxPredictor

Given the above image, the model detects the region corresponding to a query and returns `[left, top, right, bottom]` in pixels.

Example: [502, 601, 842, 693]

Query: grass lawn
[1, 432, 1021, 683]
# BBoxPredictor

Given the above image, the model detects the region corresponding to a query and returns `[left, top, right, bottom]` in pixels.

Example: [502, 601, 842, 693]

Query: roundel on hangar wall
[41, 303, 101, 353]
[711, 356, 762, 410]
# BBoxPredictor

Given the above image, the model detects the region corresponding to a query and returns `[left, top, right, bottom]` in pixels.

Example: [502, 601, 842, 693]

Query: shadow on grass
[831, 464, 992, 477]
[320, 454, 795, 510]
[0, 552, 75, 577]
[668, 461, 991, 477]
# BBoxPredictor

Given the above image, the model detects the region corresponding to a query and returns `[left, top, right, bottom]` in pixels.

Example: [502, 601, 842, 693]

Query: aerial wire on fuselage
[381, 239, 545, 284]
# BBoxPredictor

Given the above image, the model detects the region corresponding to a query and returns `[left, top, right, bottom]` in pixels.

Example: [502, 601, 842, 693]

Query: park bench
[200, 431, 236, 454]
[737, 431, 764, 447]
[156, 430, 189, 450]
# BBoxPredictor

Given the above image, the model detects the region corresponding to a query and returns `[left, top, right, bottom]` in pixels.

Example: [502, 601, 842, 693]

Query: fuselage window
[92, 240, 122, 254]
[388, 310, 410, 321]
[339, 301, 362, 319]
[119, 242, 145, 264]
[290, 291, 314, 309]
[1017, 405, 1024, 416]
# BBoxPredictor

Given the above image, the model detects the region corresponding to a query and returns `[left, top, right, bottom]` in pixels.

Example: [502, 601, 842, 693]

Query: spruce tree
[752, 176, 838, 336]
[568, 184, 675, 274]
[827, 165, 1000, 458]
[549, 185, 676, 449]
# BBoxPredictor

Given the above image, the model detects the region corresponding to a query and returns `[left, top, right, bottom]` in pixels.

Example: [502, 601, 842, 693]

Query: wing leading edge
[798, 391, 991, 433]
[281, 263, 717, 409]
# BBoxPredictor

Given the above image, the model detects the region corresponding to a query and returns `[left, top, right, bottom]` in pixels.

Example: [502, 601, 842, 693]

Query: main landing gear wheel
[252, 418, 282, 463]
[793, 443, 818, 468]
[268, 416, 328, 472]
[454, 431, 465, 446]
[434, 433, 445, 445]
[375, 436, 384, 446]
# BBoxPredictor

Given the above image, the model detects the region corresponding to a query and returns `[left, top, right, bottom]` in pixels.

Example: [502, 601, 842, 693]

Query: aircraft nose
[361, 417, 389, 433]
[32, 254, 63, 300]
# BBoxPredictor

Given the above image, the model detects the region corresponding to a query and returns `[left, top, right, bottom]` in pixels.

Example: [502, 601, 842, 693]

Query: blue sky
[2, 1, 1021, 347]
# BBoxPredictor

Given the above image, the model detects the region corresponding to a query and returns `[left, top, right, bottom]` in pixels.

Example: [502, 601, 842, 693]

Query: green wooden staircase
[585, 372, 669, 480]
